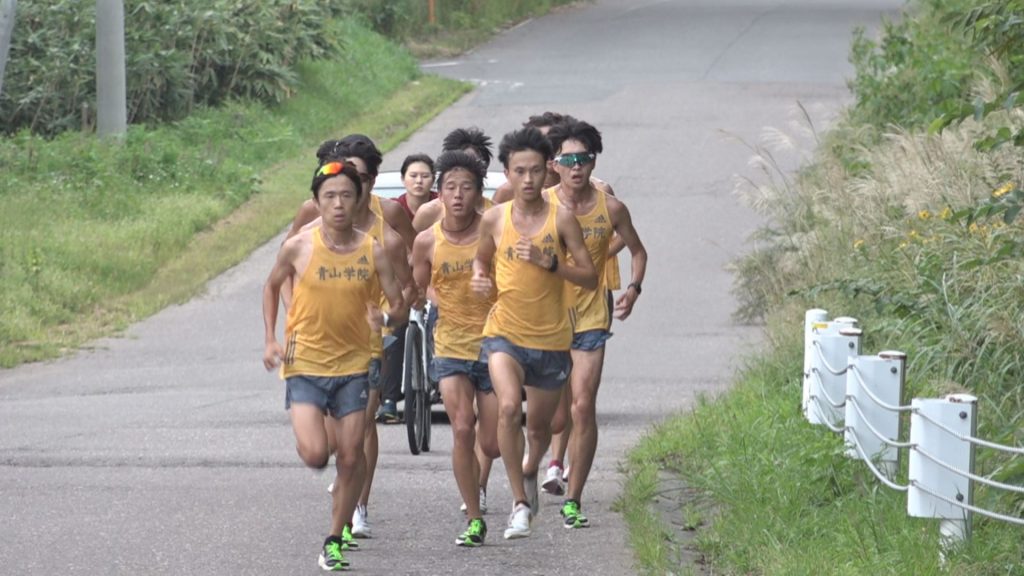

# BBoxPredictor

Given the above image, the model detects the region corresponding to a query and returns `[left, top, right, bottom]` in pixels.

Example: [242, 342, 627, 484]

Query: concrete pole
[96, 0, 127, 137]
[0, 0, 16, 98]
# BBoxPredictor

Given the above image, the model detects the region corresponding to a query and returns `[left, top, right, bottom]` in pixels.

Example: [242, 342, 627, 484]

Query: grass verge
[0, 19, 469, 367]
[621, 326, 1024, 575]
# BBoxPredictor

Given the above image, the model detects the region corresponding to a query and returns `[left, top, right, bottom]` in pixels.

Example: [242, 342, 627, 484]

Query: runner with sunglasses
[262, 160, 407, 571]
[544, 119, 648, 529]
[472, 127, 597, 540]
[411, 150, 500, 547]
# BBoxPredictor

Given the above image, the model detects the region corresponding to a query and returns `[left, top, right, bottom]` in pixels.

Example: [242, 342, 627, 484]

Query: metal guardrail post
[810, 326, 861, 427]
[908, 394, 977, 558]
[845, 351, 905, 477]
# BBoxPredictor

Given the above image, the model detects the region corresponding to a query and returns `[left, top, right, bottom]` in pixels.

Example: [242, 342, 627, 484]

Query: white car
[371, 170, 507, 200]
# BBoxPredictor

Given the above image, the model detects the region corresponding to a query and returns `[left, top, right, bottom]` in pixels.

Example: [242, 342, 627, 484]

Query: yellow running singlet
[483, 201, 571, 350]
[282, 229, 375, 378]
[431, 221, 494, 360]
[551, 188, 613, 332]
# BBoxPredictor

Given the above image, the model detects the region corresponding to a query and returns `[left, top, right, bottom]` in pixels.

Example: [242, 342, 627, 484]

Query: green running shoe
[341, 524, 359, 551]
[456, 518, 487, 547]
[560, 499, 590, 529]
[318, 537, 350, 571]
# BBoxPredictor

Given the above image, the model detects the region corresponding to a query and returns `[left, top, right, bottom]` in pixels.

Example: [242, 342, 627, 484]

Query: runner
[472, 127, 597, 540]
[411, 150, 499, 546]
[262, 160, 406, 571]
[544, 119, 648, 529]
[375, 153, 437, 424]
[412, 127, 496, 233]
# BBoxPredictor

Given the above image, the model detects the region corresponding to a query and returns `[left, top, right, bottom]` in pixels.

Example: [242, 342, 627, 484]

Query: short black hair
[546, 119, 603, 155]
[442, 127, 493, 168]
[400, 153, 435, 178]
[311, 160, 363, 201]
[498, 127, 553, 168]
[331, 134, 383, 176]
[523, 111, 576, 130]
[434, 150, 486, 193]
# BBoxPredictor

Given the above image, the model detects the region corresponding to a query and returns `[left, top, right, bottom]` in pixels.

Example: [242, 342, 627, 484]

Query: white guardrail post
[844, 351, 905, 478]
[803, 309, 828, 416]
[809, 324, 861, 428]
[908, 394, 977, 558]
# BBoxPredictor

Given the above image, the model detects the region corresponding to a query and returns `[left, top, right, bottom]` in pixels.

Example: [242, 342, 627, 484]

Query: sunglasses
[554, 152, 596, 168]
[317, 161, 346, 177]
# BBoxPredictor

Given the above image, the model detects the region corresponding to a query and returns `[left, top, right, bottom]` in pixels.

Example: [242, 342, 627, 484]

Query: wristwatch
[627, 282, 642, 295]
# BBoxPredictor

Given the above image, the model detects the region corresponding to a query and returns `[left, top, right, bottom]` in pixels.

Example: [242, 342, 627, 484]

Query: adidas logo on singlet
[594, 215, 607, 224]
[358, 255, 369, 264]
[542, 234, 555, 243]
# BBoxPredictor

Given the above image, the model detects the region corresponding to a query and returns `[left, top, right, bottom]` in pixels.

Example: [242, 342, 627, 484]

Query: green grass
[0, 18, 469, 367]
[621, 324, 1024, 575]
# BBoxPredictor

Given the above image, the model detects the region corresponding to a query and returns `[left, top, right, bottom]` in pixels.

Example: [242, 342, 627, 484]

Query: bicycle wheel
[404, 324, 425, 455]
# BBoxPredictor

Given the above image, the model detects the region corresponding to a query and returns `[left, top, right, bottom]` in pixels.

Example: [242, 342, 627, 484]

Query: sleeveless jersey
[482, 201, 571, 350]
[282, 229, 375, 378]
[359, 211, 387, 357]
[431, 220, 495, 360]
[551, 188, 613, 332]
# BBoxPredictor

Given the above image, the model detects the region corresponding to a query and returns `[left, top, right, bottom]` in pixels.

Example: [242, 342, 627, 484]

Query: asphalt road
[0, 1, 902, 574]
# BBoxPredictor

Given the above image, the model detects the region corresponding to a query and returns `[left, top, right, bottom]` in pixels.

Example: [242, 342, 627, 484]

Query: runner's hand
[263, 341, 284, 371]
[366, 303, 385, 332]
[470, 270, 493, 296]
[614, 290, 638, 320]
[514, 237, 548, 268]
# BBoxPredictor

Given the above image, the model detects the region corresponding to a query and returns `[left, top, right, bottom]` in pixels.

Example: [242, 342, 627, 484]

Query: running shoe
[351, 504, 372, 538]
[341, 524, 359, 551]
[460, 488, 488, 515]
[375, 400, 399, 424]
[542, 464, 565, 496]
[562, 465, 570, 483]
[524, 473, 540, 515]
[503, 502, 532, 540]
[455, 518, 487, 547]
[560, 499, 590, 529]
[318, 536, 350, 571]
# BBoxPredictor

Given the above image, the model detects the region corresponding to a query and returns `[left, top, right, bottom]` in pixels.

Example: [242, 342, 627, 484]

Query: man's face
[317, 175, 360, 229]
[505, 149, 548, 202]
[440, 167, 481, 219]
[553, 139, 596, 191]
[344, 156, 375, 206]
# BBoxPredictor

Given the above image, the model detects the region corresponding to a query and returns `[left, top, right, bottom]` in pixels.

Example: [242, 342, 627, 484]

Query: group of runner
[262, 114, 648, 571]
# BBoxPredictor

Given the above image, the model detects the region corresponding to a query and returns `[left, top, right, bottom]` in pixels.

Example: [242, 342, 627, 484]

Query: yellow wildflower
[940, 206, 952, 220]
[918, 209, 931, 220]
[853, 239, 865, 249]
[992, 182, 1014, 198]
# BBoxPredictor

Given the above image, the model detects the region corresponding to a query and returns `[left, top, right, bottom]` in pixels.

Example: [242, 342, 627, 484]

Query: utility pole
[0, 0, 15, 98]
[95, 0, 126, 137]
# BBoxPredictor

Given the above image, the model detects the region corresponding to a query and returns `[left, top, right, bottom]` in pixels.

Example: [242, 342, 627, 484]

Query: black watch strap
[628, 282, 642, 295]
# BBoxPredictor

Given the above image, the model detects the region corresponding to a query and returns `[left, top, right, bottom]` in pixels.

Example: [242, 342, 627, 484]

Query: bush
[1, 0, 339, 136]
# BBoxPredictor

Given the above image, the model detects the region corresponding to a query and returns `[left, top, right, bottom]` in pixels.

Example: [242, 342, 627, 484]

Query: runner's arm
[381, 197, 416, 248]
[471, 207, 499, 295]
[412, 199, 443, 233]
[373, 240, 409, 328]
[608, 197, 647, 319]
[410, 228, 434, 310]
[262, 239, 299, 369]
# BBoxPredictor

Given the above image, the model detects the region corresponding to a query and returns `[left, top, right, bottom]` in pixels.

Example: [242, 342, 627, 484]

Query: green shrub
[1, 0, 338, 135]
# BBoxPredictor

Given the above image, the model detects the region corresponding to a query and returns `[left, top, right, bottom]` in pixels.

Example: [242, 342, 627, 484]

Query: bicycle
[403, 303, 438, 455]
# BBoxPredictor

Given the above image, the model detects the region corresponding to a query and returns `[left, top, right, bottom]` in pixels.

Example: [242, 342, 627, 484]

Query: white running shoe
[351, 504, 372, 538]
[503, 502, 532, 539]
[524, 473, 540, 515]
[460, 488, 488, 514]
[542, 464, 565, 496]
